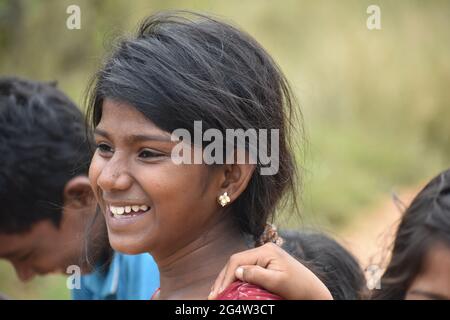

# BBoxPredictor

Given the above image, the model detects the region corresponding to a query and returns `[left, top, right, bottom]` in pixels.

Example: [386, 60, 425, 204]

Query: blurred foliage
[0, 0, 449, 298]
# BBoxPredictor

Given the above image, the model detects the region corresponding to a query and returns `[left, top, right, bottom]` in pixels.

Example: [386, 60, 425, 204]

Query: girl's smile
[105, 202, 152, 228]
[104, 199, 152, 217]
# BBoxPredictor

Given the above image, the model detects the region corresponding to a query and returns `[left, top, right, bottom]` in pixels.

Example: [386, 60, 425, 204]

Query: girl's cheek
[88, 155, 103, 192]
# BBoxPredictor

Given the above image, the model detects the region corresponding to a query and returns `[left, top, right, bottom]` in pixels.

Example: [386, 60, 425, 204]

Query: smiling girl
[86, 11, 301, 300]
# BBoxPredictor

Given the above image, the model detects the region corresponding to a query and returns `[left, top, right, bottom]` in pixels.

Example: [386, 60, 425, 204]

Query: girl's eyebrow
[93, 128, 110, 139]
[94, 128, 172, 143]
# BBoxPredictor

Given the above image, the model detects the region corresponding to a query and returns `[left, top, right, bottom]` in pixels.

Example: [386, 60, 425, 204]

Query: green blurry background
[0, 0, 449, 299]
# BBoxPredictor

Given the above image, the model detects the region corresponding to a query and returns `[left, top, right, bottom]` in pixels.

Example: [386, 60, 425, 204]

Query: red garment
[216, 280, 283, 300]
[150, 281, 282, 300]
[150, 288, 160, 300]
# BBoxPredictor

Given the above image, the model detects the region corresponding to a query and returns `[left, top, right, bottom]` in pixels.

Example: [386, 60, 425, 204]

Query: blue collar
[82, 252, 122, 299]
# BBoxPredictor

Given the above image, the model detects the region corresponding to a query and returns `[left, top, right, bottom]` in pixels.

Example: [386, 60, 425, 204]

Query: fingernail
[235, 267, 244, 279]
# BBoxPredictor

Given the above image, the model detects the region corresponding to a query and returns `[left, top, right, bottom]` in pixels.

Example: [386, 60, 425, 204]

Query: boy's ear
[63, 176, 94, 209]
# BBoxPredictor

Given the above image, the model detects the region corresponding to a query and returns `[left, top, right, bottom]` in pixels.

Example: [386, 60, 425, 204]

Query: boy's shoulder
[72, 252, 159, 300]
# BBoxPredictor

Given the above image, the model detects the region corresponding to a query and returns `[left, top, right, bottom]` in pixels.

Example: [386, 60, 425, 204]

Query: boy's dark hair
[0, 77, 92, 234]
[373, 169, 450, 299]
[86, 11, 302, 242]
[281, 230, 367, 300]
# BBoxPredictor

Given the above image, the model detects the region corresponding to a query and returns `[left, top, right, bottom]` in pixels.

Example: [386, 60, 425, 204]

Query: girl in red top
[87, 11, 304, 300]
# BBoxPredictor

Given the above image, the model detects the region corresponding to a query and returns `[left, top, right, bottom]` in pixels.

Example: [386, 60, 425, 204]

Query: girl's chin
[108, 235, 152, 255]
[103, 206, 157, 254]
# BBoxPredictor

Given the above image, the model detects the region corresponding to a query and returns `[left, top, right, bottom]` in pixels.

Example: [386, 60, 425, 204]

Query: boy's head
[281, 230, 367, 300]
[0, 77, 98, 281]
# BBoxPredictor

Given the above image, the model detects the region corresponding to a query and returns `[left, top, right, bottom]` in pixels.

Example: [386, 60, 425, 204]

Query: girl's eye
[96, 143, 113, 154]
[139, 149, 164, 159]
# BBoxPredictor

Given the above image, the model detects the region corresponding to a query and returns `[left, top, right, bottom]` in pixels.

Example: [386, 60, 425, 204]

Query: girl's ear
[218, 159, 256, 204]
[63, 175, 95, 209]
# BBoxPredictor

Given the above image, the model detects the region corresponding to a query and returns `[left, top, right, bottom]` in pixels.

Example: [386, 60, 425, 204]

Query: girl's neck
[154, 218, 249, 300]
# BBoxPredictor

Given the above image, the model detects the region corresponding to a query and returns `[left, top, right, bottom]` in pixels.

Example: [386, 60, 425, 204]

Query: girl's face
[405, 241, 450, 300]
[89, 99, 223, 258]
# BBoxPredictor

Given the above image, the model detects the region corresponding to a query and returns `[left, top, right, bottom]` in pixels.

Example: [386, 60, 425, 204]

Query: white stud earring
[218, 192, 231, 207]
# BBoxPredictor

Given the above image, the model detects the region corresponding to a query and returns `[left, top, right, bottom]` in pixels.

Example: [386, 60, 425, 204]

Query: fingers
[218, 246, 273, 292]
[208, 243, 279, 299]
[237, 265, 282, 293]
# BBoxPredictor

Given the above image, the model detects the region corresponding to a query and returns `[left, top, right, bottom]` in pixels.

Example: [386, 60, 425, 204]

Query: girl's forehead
[99, 99, 159, 129]
[100, 99, 148, 122]
[96, 99, 173, 142]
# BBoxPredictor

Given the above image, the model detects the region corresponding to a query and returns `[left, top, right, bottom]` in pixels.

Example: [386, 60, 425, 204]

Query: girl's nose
[96, 158, 133, 192]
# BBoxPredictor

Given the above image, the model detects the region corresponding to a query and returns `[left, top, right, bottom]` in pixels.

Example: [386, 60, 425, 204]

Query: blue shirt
[72, 252, 159, 300]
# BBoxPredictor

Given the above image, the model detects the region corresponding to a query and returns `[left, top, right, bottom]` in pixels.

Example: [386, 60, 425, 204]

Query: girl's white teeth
[109, 205, 150, 215]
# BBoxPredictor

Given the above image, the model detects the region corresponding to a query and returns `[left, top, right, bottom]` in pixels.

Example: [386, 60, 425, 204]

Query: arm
[208, 242, 333, 300]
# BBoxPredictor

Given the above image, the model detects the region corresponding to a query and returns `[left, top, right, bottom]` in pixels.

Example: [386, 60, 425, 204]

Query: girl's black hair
[86, 11, 302, 242]
[281, 230, 367, 300]
[373, 169, 450, 299]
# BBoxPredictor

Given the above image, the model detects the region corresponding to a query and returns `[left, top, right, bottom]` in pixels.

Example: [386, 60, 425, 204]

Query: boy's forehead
[0, 220, 55, 256]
